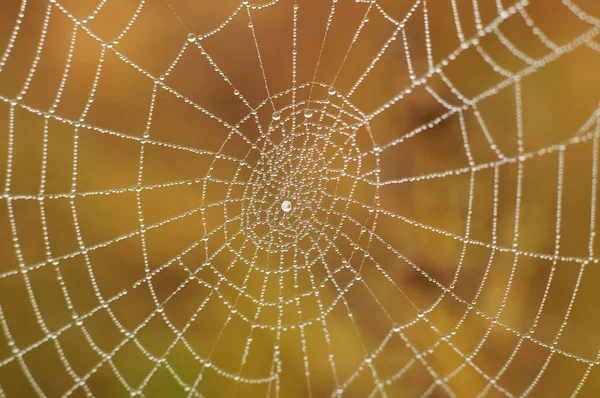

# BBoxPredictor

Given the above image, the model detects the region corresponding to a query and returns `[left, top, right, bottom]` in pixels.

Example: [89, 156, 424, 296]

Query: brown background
[1, 0, 600, 396]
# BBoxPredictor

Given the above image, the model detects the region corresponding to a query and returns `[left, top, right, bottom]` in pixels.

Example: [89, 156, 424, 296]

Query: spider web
[1, 0, 600, 396]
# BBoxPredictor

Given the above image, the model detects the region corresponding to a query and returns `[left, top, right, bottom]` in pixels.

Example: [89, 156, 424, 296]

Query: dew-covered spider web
[1, 0, 600, 396]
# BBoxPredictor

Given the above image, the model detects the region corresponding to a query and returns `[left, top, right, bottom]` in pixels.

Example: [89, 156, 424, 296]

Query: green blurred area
[1, 0, 600, 396]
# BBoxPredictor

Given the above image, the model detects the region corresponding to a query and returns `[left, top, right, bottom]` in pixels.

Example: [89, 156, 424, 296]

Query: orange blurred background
[1, 0, 600, 396]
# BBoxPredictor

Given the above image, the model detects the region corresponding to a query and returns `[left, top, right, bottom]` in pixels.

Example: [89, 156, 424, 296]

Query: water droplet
[272, 111, 281, 121]
[304, 108, 313, 118]
[281, 201, 292, 212]
[187, 33, 196, 42]
[328, 86, 336, 96]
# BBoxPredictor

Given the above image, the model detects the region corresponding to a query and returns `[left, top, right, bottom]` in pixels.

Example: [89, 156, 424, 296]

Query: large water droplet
[281, 200, 292, 212]
[328, 86, 336, 96]
[304, 108, 314, 118]
[187, 33, 196, 42]
[272, 111, 281, 121]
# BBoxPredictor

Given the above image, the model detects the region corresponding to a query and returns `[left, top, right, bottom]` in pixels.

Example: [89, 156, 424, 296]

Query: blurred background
[1, 0, 600, 396]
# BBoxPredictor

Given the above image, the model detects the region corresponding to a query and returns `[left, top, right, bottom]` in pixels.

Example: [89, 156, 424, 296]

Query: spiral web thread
[1, 0, 600, 396]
